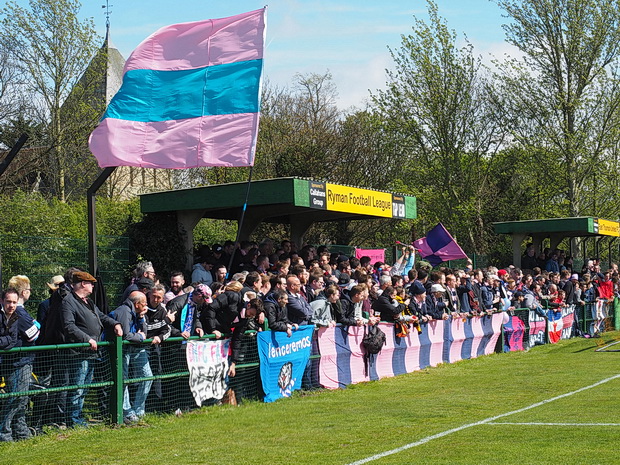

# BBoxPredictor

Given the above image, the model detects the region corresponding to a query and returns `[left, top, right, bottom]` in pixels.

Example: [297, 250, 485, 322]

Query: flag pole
[226, 166, 254, 279]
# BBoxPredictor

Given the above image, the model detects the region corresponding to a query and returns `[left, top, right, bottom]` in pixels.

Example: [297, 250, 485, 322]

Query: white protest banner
[186, 339, 230, 406]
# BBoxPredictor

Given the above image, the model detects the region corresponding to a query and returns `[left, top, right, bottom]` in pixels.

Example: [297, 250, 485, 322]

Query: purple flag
[413, 223, 468, 266]
[89, 9, 266, 169]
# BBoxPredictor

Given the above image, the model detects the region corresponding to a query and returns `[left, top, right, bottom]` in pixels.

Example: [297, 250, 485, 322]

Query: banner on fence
[257, 325, 314, 402]
[528, 310, 547, 348]
[546, 306, 575, 343]
[317, 315, 503, 389]
[355, 248, 385, 264]
[503, 315, 526, 352]
[186, 339, 230, 406]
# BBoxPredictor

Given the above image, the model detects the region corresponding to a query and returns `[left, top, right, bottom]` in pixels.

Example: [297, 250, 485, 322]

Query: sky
[73, 0, 515, 110]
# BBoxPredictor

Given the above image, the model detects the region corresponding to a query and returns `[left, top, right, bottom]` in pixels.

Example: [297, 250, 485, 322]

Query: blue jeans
[0, 363, 32, 441]
[122, 347, 153, 418]
[66, 357, 94, 427]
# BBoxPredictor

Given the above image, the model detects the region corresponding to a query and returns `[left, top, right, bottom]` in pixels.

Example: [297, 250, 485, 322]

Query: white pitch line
[345, 373, 620, 465]
[488, 422, 620, 426]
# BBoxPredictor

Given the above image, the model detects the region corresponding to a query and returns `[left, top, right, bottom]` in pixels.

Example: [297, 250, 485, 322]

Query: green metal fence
[0, 333, 265, 436]
[0, 309, 613, 440]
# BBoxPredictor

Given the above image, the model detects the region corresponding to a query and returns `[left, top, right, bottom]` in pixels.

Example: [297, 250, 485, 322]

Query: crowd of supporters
[0, 238, 616, 441]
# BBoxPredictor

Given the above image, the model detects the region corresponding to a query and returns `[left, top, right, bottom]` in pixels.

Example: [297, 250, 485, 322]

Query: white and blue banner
[257, 325, 314, 402]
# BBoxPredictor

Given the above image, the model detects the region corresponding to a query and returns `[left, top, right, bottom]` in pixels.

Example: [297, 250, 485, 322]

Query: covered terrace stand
[493, 217, 620, 269]
[139, 177, 417, 269]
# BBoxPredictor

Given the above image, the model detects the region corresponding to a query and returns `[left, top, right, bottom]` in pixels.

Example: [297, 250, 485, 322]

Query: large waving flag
[413, 223, 468, 266]
[89, 8, 266, 169]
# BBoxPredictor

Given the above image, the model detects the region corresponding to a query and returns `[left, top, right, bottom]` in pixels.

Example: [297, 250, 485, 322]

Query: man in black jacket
[338, 284, 366, 326]
[373, 286, 406, 322]
[0, 289, 27, 442]
[264, 289, 297, 336]
[61, 271, 122, 427]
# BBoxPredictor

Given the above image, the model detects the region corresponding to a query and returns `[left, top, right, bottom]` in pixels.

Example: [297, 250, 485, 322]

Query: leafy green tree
[372, 0, 505, 253]
[495, 0, 620, 218]
[0, 0, 103, 201]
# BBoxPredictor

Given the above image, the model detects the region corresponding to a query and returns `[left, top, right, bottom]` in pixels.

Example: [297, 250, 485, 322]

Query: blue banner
[257, 325, 314, 402]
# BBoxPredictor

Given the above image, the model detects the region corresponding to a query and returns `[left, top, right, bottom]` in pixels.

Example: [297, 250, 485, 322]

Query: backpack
[361, 324, 386, 354]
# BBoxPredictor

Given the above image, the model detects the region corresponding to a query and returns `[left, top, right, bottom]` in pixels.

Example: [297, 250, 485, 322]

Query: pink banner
[355, 248, 385, 264]
[449, 317, 467, 363]
[427, 320, 445, 367]
[317, 315, 504, 389]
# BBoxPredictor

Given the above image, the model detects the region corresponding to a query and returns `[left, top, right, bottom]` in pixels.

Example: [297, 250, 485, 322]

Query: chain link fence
[0, 235, 129, 315]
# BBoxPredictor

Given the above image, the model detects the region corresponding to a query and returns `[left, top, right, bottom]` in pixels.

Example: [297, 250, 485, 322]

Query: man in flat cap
[61, 271, 122, 427]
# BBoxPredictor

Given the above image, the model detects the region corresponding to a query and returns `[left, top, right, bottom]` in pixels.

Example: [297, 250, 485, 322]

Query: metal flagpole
[226, 166, 254, 279]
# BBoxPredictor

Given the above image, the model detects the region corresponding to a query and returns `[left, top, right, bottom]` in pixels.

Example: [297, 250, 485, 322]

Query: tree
[372, 0, 505, 253]
[255, 72, 341, 180]
[0, 0, 103, 201]
[495, 0, 620, 219]
[0, 32, 26, 135]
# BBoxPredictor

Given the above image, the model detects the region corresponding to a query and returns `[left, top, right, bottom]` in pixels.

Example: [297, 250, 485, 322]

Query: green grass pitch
[3, 333, 620, 465]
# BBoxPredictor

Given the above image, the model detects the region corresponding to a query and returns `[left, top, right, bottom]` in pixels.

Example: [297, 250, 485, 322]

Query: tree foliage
[0, 0, 103, 201]
[372, 0, 506, 253]
[495, 0, 620, 218]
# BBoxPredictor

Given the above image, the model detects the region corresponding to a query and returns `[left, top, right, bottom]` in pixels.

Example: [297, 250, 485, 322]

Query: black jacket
[167, 293, 204, 336]
[373, 294, 405, 322]
[60, 290, 119, 358]
[0, 309, 18, 366]
[337, 292, 358, 326]
[146, 303, 178, 340]
[263, 294, 291, 332]
[199, 290, 243, 334]
[38, 283, 72, 345]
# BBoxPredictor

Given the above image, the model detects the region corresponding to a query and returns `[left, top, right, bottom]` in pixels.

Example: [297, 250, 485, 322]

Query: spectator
[213, 264, 228, 285]
[110, 292, 152, 424]
[61, 271, 122, 427]
[191, 256, 214, 286]
[338, 284, 369, 326]
[426, 284, 449, 320]
[545, 252, 560, 273]
[0, 288, 32, 442]
[310, 285, 339, 327]
[135, 277, 154, 295]
[164, 271, 186, 304]
[211, 244, 226, 267]
[373, 285, 406, 322]
[407, 281, 430, 323]
[166, 284, 208, 340]
[444, 274, 461, 316]
[306, 271, 326, 303]
[228, 298, 265, 378]
[285, 275, 313, 325]
[201, 281, 244, 339]
[37, 275, 64, 330]
[121, 261, 155, 302]
[264, 288, 296, 335]
[521, 244, 538, 271]
[242, 272, 262, 298]
[254, 255, 269, 275]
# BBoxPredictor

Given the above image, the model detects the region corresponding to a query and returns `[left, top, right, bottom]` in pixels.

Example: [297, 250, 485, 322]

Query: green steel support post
[110, 336, 124, 425]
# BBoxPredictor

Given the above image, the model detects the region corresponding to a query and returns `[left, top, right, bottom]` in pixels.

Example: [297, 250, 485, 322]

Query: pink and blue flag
[413, 223, 468, 266]
[89, 8, 266, 169]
